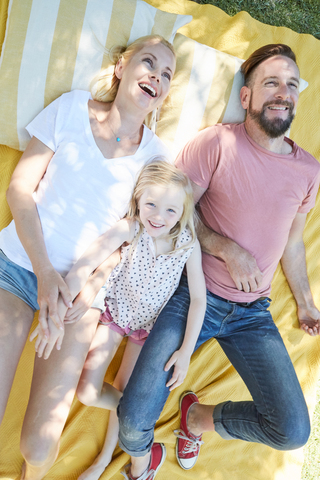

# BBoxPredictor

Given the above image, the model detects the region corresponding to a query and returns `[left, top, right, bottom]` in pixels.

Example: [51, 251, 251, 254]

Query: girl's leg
[20, 307, 101, 480]
[78, 340, 142, 480]
[76, 324, 124, 409]
[0, 289, 35, 425]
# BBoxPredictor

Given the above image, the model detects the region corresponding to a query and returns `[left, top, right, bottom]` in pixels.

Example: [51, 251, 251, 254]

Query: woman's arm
[6, 137, 73, 335]
[164, 239, 207, 391]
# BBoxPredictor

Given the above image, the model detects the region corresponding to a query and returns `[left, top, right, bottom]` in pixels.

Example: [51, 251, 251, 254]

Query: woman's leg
[76, 324, 123, 409]
[78, 340, 142, 480]
[0, 289, 35, 425]
[20, 307, 101, 480]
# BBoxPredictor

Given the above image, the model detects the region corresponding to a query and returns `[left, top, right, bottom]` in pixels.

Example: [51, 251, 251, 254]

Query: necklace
[106, 118, 141, 143]
[107, 119, 121, 142]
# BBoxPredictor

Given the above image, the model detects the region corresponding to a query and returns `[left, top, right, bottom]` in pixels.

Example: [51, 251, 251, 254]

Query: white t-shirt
[0, 90, 171, 276]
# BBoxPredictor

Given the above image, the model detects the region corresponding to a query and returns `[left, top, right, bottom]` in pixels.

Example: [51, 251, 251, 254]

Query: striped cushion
[0, 0, 191, 151]
[157, 33, 309, 157]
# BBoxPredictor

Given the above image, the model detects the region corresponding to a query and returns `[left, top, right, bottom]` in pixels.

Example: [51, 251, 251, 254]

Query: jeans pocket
[252, 297, 271, 311]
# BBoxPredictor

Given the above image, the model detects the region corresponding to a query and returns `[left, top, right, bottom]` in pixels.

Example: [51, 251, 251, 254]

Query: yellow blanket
[1, 0, 320, 479]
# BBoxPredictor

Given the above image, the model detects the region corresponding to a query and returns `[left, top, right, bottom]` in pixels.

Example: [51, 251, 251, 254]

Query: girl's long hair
[127, 159, 197, 254]
[90, 35, 175, 130]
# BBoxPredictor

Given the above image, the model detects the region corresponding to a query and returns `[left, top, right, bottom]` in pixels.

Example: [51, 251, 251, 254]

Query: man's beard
[248, 99, 295, 138]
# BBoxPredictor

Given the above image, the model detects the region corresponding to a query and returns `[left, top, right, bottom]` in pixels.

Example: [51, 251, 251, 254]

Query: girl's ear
[115, 57, 124, 80]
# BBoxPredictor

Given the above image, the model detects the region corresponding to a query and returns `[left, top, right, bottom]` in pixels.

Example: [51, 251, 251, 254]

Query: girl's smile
[138, 184, 185, 239]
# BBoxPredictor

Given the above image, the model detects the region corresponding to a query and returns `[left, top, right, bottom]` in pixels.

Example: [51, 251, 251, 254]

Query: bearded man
[117, 44, 320, 480]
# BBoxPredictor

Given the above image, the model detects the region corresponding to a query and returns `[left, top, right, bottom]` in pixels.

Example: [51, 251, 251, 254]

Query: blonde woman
[0, 35, 176, 480]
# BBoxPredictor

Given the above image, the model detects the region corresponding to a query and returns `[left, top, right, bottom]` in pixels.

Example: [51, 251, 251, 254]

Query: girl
[34, 161, 206, 480]
[0, 35, 176, 480]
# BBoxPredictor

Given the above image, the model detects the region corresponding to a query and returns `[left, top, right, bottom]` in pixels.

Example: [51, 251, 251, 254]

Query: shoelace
[120, 463, 156, 480]
[174, 428, 204, 454]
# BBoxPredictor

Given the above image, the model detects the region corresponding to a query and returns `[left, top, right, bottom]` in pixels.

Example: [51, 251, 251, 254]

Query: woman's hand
[164, 348, 192, 392]
[30, 296, 68, 358]
[36, 266, 72, 336]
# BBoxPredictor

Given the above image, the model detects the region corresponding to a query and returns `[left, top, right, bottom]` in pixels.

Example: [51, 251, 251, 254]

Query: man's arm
[192, 181, 263, 293]
[281, 212, 320, 336]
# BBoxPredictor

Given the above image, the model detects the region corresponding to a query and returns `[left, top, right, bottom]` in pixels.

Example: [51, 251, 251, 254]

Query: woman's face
[115, 41, 176, 113]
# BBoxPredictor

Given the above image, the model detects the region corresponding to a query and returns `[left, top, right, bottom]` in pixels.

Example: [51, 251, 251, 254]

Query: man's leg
[186, 300, 310, 450]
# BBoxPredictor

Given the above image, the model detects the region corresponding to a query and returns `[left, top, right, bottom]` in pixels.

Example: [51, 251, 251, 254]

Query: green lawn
[192, 1, 320, 478]
[193, 0, 320, 39]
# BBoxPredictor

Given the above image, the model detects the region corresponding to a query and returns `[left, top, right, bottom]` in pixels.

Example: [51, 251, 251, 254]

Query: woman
[0, 34, 176, 480]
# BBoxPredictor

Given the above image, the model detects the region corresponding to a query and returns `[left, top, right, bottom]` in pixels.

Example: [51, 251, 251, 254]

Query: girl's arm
[6, 137, 73, 335]
[63, 219, 134, 301]
[64, 248, 121, 324]
[164, 239, 207, 391]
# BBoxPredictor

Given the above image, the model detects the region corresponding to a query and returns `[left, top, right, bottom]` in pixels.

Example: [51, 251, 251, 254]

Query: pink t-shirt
[176, 123, 320, 302]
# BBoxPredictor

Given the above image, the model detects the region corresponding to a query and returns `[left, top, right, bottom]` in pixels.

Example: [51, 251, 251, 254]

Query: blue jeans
[117, 276, 310, 456]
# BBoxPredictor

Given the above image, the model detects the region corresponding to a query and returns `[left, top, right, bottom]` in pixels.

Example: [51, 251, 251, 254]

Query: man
[117, 44, 320, 480]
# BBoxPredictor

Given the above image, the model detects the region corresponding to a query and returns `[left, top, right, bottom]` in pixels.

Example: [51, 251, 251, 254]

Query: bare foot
[130, 452, 150, 478]
[78, 454, 112, 480]
[20, 462, 26, 480]
[187, 403, 216, 436]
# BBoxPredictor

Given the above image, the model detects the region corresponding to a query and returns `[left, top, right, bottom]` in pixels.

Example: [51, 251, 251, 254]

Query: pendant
[116, 137, 121, 142]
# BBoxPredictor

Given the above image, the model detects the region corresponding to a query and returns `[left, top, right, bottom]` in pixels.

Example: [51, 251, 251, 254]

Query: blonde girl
[0, 35, 175, 480]
[35, 161, 206, 480]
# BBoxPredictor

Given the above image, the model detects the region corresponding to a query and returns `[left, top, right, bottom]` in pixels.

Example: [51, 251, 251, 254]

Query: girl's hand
[164, 349, 191, 391]
[36, 267, 73, 335]
[30, 318, 65, 359]
[64, 285, 97, 324]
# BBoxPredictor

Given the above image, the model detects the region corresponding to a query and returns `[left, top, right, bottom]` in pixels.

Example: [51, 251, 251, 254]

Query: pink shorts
[99, 306, 148, 346]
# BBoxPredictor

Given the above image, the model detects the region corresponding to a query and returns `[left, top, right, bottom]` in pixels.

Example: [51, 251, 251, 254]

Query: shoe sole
[176, 391, 199, 470]
[154, 443, 166, 478]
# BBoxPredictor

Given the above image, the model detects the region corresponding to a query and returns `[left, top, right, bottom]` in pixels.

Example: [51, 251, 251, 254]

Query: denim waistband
[208, 290, 270, 308]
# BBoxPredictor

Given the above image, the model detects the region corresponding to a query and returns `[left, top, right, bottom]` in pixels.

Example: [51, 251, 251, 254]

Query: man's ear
[115, 57, 123, 80]
[240, 85, 251, 110]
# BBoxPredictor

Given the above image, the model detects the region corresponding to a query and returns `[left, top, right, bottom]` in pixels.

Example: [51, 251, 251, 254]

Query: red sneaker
[121, 443, 166, 480]
[174, 391, 204, 470]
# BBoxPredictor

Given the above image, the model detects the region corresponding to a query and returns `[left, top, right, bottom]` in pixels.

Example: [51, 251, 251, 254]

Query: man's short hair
[241, 44, 297, 87]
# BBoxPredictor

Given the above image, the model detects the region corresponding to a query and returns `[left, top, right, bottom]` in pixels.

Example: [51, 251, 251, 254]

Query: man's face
[244, 55, 300, 138]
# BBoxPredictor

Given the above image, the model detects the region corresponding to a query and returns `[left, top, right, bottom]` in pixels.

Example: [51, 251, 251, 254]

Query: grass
[191, 1, 320, 478]
[301, 381, 320, 479]
[193, 0, 320, 39]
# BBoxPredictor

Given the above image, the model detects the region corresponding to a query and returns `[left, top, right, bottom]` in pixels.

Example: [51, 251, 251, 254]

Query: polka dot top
[104, 222, 194, 333]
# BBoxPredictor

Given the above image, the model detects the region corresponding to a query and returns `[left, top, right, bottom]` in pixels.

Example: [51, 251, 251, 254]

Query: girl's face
[138, 184, 185, 239]
[115, 41, 176, 113]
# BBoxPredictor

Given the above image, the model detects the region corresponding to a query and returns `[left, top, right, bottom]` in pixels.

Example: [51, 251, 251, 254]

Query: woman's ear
[115, 57, 123, 80]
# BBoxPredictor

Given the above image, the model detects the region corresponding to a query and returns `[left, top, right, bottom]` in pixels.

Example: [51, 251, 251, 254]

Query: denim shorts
[0, 249, 106, 312]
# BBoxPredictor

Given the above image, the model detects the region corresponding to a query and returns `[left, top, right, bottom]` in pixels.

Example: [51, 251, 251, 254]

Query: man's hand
[223, 242, 263, 293]
[298, 305, 320, 336]
[196, 216, 262, 293]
